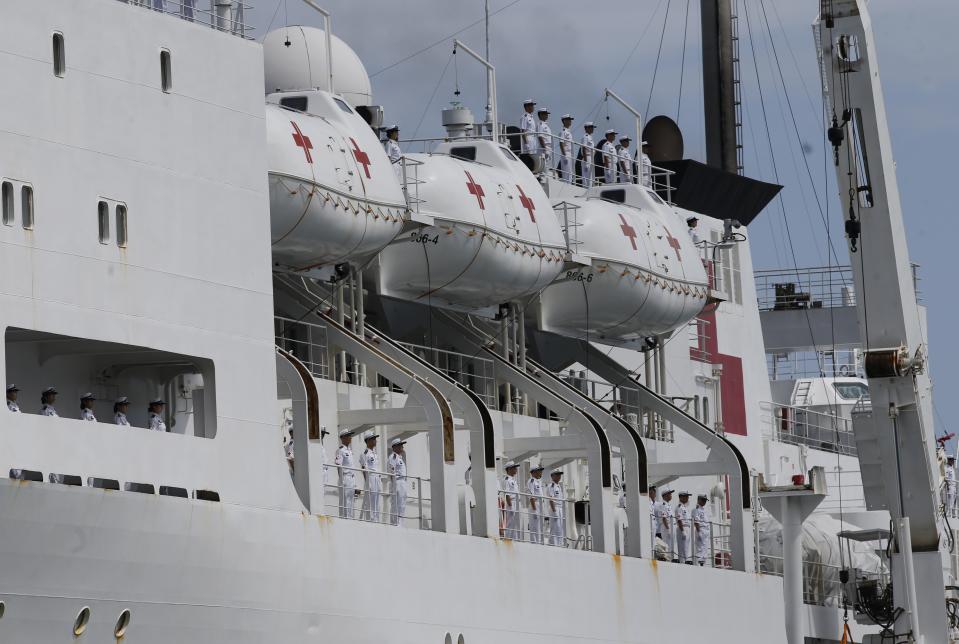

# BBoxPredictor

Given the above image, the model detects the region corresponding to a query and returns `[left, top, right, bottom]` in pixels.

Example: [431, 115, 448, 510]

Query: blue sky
[254, 0, 959, 440]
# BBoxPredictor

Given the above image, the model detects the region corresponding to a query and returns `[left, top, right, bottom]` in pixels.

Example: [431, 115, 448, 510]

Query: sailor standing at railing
[79, 393, 97, 422]
[580, 122, 596, 188]
[388, 438, 408, 526]
[639, 141, 653, 187]
[675, 491, 692, 564]
[617, 136, 634, 184]
[527, 464, 546, 544]
[537, 109, 553, 173]
[648, 485, 659, 556]
[946, 456, 957, 518]
[520, 100, 537, 153]
[558, 115, 574, 183]
[602, 130, 618, 184]
[6, 384, 20, 412]
[693, 494, 711, 566]
[502, 460, 521, 539]
[148, 399, 167, 431]
[360, 431, 382, 522]
[335, 429, 358, 518]
[655, 488, 675, 561]
[383, 125, 402, 165]
[114, 397, 131, 426]
[40, 387, 59, 417]
[547, 469, 566, 546]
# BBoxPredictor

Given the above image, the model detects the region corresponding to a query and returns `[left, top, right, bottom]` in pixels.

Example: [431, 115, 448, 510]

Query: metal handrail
[324, 463, 430, 528]
[759, 401, 858, 457]
[497, 488, 583, 548]
[118, 0, 254, 38]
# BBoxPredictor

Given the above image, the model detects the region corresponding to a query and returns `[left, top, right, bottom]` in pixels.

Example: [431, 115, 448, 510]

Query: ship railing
[275, 316, 331, 380]
[118, 0, 253, 38]
[649, 515, 732, 568]
[496, 489, 588, 549]
[397, 342, 497, 408]
[759, 401, 858, 457]
[754, 265, 855, 312]
[397, 156, 426, 215]
[553, 201, 584, 258]
[757, 554, 845, 607]
[767, 349, 863, 381]
[322, 464, 431, 529]
[818, 468, 867, 512]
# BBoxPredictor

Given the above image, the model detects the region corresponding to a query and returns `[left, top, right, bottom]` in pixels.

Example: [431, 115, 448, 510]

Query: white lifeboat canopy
[536, 181, 709, 346]
[266, 89, 407, 276]
[376, 139, 568, 314]
[263, 26, 372, 108]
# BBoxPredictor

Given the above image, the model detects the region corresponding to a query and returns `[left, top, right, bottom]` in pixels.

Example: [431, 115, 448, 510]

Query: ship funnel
[442, 103, 475, 139]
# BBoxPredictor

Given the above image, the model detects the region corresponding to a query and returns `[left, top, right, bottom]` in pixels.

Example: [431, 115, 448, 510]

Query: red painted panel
[717, 353, 747, 435]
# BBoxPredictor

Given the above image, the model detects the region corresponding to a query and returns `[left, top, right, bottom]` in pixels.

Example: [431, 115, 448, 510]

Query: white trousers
[528, 506, 543, 544]
[504, 502, 520, 539]
[361, 477, 381, 522]
[695, 529, 710, 565]
[604, 165, 616, 184]
[676, 528, 690, 562]
[392, 480, 407, 526]
[660, 524, 674, 560]
[340, 477, 355, 518]
[558, 156, 573, 183]
[549, 513, 565, 546]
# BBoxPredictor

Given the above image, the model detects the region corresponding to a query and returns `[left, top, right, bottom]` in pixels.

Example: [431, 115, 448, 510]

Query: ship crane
[817, 1, 950, 641]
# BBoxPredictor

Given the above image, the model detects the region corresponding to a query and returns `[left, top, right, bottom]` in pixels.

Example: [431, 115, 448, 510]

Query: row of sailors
[645, 485, 712, 566]
[519, 99, 653, 187]
[6, 384, 167, 431]
[500, 460, 567, 546]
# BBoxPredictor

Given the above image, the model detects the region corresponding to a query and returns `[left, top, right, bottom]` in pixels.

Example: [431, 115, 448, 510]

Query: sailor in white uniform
[675, 491, 692, 564]
[946, 456, 957, 518]
[40, 387, 59, 417]
[648, 485, 659, 556]
[334, 429, 357, 518]
[383, 125, 402, 165]
[580, 122, 596, 187]
[501, 460, 521, 539]
[79, 393, 97, 422]
[618, 136, 635, 183]
[558, 114, 574, 183]
[527, 464, 546, 544]
[388, 438, 408, 526]
[148, 398, 167, 431]
[6, 384, 20, 413]
[114, 397, 131, 426]
[284, 427, 295, 474]
[693, 494, 711, 566]
[547, 469, 566, 546]
[360, 431, 382, 522]
[601, 129, 618, 184]
[686, 216, 701, 246]
[520, 99, 537, 153]
[537, 108, 553, 172]
[639, 140, 653, 187]
[655, 488, 675, 561]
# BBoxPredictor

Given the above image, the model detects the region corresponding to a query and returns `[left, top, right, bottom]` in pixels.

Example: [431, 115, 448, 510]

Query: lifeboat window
[52, 32, 65, 78]
[332, 97, 353, 114]
[500, 147, 519, 161]
[98, 201, 110, 244]
[450, 147, 477, 162]
[160, 49, 173, 93]
[646, 189, 665, 205]
[115, 204, 128, 248]
[20, 185, 34, 230]
[280, 96, 308, 112]
[1, 181, 12, 226]
[601, 189, 626, 204]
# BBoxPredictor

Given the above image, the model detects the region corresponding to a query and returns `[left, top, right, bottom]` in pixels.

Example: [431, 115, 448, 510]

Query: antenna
[484, 0, 493, 134]
[453, 39, 497, 143]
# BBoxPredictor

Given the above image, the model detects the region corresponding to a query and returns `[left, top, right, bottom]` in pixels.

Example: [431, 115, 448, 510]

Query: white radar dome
[263, 26, 372, 107]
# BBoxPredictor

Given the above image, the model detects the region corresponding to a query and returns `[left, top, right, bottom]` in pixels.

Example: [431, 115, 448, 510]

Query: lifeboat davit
[263, 28, 407, 275]
[376, 139, 568, 312]
[535, 181, 709, 345]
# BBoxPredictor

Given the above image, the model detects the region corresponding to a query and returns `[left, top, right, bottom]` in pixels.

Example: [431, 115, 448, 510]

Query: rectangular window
[52, 32, 65, 77]
[98, 201, 110, 244]
[20, 186, 33, 230]
[160, 49, 172, 92]
[115, 204, 128, 248]
[1, 182, 12, 226]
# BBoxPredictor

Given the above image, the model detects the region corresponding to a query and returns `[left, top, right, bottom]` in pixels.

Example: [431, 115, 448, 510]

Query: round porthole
[73, 606, 91, 636]
[444, 634, 453, 644]
[0, 600, 6, 620]
[458, 635, 465, 644]
[114, 609, 131, 638]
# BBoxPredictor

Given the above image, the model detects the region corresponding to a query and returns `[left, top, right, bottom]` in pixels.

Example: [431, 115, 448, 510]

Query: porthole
[1, 182, 12, 226]
[73, 606, 91, 636]
[115, 204, 128, 248]
[160, 49, 172, 93]
[52, 32, 66, 78]
[0, 600, 6, 620]
[98, 201, 110, 244]
[20, 185, 33, 230]
[457, 635, 465, 644]
[444, 634, 452, 644]
[114, 609, 131, 638]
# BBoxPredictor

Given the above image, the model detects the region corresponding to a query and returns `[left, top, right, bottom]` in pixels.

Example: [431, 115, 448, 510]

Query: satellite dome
[263, 26, 372, 107]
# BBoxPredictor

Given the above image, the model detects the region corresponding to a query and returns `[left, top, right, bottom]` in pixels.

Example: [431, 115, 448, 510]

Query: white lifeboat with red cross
[263, 27, 407, 276]
[375, 139, 568, 312]
[535, 181, 709, 345]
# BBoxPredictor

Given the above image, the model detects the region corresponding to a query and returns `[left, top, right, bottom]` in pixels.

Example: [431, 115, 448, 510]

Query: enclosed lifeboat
[535, 181, 709, 345]
[376, 137, 568, 313]
[263, 27, 407, 276]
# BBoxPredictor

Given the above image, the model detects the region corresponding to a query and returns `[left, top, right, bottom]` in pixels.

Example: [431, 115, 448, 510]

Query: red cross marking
[664, 227, 683, 261]
[516, 185, 536, 222]
[618, 213, 637, 250]
[290, 121, 313, 164]
[350, 138, 372, 178]
[465, 171, 486, 210]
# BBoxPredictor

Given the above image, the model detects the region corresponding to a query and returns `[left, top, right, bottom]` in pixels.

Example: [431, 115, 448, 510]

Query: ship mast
[700, 0, 742, 174]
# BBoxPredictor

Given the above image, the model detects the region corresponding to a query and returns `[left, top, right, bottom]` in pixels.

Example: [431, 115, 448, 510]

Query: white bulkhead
[377, 141, 568, 312]
[264, 28, 407, 275]
[537, 182, 709, 344]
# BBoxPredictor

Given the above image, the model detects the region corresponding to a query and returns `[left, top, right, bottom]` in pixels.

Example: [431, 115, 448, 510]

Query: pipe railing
[324, 464, 430, 528]
[118, 0, 253, 37]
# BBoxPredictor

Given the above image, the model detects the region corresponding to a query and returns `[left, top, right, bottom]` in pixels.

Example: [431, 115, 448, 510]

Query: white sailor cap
[678, 491, 690, 497]
[537, 106, 550, 113]
[363, 431, 379, 441]
[661, 488, 675, 495]
[530, 464, 545, 473]
[619, 135, 632, 142]
[42, 387, 58, 395]
[523, 98, 537, 105]
[584, 121, 595, 128]
[385, 124, 399, 133]
[550, 468, 564, 475]
[504, 460, 520, 469]
[561, 113, 574, 120]
[6, 384, 19, 392]
[80, 392, 96, 401]
[149, 398, 166, 406]
[339, 428, 355, 438]
[115, 396, 129, 405]
[605, 128, 617, 135]
[390, 438, 407, 447]
[697, 494, 708, 501]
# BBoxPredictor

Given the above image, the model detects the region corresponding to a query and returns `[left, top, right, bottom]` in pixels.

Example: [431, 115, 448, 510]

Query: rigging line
[676, 0, 691, 122]
[767, 0, 825, 131]
[645, 0, 673, 121]
[757, 0, 846, 280]
[410, 52, 455, 142]
[369, 0, 524, 78]
[263, 0, 283, 37]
